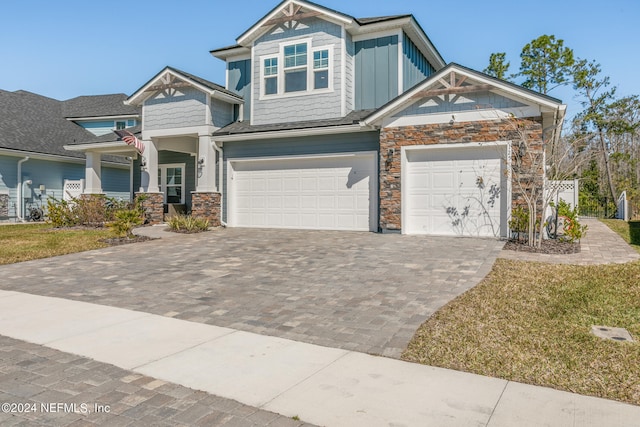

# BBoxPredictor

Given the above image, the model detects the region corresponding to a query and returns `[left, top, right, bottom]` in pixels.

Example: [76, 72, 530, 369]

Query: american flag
[114, 130, 145, 154]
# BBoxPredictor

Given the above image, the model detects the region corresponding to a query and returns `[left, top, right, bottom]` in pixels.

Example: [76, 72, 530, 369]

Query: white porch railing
[616, 191, 629, 221]
[63, 179, 85, 202]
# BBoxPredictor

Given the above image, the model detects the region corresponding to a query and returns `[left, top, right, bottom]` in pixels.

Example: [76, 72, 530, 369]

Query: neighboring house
[64, 94, 139, 136]
[0, 90, 137, 221]
[66, 0, 566, 237]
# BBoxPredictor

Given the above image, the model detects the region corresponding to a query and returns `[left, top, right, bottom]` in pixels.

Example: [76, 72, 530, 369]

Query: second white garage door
[404, 144, 508, 237]
[228, 153, 377, 231]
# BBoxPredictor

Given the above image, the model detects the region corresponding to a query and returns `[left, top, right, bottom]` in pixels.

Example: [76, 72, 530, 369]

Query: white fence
[63, 179, 85, 202]
[545, 179, 579, 219]
[616, 191, 629, 221]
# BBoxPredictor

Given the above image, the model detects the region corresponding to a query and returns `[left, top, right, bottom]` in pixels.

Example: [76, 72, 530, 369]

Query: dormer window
[264, 57, 278, 95]
[313, 49, 329, 89]
[284, 43, 308, 93]
[260, 39, 333, 99]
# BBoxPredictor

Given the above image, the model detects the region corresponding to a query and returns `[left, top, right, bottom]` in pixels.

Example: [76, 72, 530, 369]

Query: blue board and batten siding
[402, 33, 435, 91]
[252, 17, 344, 125]
[228, 59, 252, 121]
[354, 36, 399, 110]
[221, 131, 380, 222]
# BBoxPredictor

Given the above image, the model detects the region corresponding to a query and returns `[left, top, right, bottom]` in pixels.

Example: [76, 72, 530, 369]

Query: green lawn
[403, 222, 640, 406]
[0, 224, 111, 265]
[600, 219, 640, 253]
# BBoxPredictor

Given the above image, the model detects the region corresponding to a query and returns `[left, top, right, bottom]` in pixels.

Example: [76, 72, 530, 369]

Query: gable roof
[0, 90, 100, 159]
[126, 66, 243, 106]
[63, 94, 139, 119]
[212, 0, 445, 69]
[362, 63, 566, 126]
[236, 0, 354, 45]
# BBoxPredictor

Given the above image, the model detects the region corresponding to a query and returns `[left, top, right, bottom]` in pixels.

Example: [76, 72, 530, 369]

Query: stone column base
[0, 193, 9, 218]
[135, 192, 164, 224]
[191, 192, 221, 227]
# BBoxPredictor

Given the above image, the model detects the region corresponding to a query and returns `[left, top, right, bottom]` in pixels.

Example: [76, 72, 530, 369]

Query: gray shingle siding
[144, 87, 207, 130]
[345, 32, 355, 113]
[395, 91, 527, 117]
[252, 17, 343, 125]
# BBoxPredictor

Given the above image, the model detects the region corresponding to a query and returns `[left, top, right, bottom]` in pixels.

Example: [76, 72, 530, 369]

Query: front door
[158, 163, 185, 204]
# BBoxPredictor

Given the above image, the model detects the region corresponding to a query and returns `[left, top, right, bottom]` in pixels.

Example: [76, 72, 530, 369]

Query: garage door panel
[405, 147, 506, 237]
[230, 154, 376, 231]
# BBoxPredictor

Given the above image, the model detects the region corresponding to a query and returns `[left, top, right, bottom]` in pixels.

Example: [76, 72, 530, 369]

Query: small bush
[46, 197, 77, 227]
[166, 215, 210, 233]
[47, 195, 128, 228]
[553, 199, 588, 243]
[110, 209, 144, 238]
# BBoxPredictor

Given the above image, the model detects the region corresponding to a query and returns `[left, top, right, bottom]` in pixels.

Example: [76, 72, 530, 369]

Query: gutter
[16, 156, 29, 221]
[213, 123, 366, 142]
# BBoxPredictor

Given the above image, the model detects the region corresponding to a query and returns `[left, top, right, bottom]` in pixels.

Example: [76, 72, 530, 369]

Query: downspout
[16, 156, 29, 221]
[212, 140, 226, 227]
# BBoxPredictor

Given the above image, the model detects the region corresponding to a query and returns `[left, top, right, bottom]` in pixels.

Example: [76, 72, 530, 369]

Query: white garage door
[229, 153, 377, 231]
[404, 145, 507, 237]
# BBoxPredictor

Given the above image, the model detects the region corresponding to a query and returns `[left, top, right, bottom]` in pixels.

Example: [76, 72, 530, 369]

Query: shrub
[46, 197, 77, 227]
[109, 209, 144, 238]
[552, 199, 588, 243]
[46, 195, 128, 228]
[508, 206, 529, 242]
[166, 215, 210, 233]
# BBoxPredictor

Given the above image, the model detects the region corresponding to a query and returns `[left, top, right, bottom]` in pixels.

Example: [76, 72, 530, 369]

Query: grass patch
[402, 258, 640, 406]
[0, 224, 111, 265]
[600, 219, 640, 253]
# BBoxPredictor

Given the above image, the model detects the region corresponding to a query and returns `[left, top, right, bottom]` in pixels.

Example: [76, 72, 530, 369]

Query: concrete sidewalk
[0, 290, 638, 426]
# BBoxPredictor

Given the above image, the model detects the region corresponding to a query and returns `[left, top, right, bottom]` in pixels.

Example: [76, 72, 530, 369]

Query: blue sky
[1, 0, 637, 118]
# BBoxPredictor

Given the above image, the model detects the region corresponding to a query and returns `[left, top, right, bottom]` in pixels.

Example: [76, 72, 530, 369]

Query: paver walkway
[0, 228, 504, 357]
[499, 218, 640, 264]
[0, 335, 313, 427]
[1, 290, 638, 427]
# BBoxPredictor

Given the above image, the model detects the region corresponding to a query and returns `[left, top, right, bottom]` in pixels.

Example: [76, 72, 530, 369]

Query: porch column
[143, 139, 160, 192]
[196, 134, 216, 192]
[85, 151, 103, 194]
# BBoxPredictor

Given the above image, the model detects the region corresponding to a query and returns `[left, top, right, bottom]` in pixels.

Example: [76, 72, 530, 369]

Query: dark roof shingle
[63, 93, 140, 118]
[213, 110, 375, 136]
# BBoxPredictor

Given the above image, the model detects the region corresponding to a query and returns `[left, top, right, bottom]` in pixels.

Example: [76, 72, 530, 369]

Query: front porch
[65, 129, 222, 225]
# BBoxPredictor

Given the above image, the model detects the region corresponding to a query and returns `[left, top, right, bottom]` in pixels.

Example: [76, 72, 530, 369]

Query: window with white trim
[158, 164, 185, 204]
[260, 40, 332, 98]
[115, 121, 127, 130]
[284, 43, 308, 92]
[264, 57, 278, 95]
[313, 49, 329, 89]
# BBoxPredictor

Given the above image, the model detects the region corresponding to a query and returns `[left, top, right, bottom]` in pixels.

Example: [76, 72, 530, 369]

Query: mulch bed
[504, 239, 581, 254]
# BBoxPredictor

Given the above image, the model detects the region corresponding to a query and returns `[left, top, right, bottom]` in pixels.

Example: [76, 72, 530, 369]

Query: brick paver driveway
[0, 229, 504, 357]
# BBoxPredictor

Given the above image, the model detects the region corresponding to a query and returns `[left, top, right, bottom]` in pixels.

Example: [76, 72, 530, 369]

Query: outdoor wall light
[385, 148, 395, 170]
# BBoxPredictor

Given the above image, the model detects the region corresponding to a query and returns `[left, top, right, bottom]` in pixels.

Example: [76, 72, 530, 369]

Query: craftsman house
[66, 0, 565, 237]
[0, 90, 136, 221]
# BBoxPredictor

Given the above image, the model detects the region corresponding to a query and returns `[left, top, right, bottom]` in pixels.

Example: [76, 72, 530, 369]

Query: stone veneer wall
[0, 193, 9, 217]
[135, 192, 164, 225]
[379, 118, 544, 231]
[191, 192, 221, 227]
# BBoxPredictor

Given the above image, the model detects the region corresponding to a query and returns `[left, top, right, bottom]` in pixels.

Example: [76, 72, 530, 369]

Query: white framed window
[260, 39, 333, 99]
[264, 57, 278, 95]
[158, 163, 185, 204]
[115, 120, 127, 130]
[313, 49, 329, 89]
[284, 43, 308, 93]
